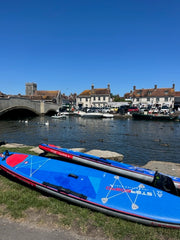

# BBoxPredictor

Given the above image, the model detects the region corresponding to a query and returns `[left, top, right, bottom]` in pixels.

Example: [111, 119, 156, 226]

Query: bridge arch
[45, 108, 57, 116]
[0, 106, 39, 119]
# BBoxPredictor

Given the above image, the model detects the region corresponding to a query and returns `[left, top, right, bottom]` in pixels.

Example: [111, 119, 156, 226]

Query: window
[136, 98, 139, 102]
[164, 97, 168, 102]
[147, 97, 150, 102]
[156, 97, 159, 102]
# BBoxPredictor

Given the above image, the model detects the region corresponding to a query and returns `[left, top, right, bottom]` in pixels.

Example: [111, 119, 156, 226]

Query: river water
[0, 116, 180, 166]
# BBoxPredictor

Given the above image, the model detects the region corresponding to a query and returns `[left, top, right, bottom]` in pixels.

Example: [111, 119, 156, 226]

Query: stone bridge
[0, 97, 59, 117]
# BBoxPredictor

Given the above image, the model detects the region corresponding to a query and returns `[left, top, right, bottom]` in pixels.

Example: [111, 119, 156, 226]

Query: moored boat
[51, 113, 67, 119]
[132, 112, 178, 121]
[102, 113, 114, 118]
[81, 112, 103, 118]
[73, 110, 87, 117]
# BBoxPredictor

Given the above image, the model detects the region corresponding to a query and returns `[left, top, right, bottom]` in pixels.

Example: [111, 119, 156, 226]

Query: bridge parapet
[0, 97, 59, 116]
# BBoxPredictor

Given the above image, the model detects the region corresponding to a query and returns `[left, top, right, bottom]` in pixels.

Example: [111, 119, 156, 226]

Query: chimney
[154, 84, 157, 89]
[107, 83, 110, 89]
[91, 84, 94, 90]
[172, 83, 175, 89]
[133, 86, 136, 91]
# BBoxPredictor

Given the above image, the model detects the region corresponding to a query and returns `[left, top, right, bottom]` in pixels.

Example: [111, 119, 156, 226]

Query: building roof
[79, 90, 92, 96]
[35, 90, 60, 97]
[174, 91, 180, 97]
[78, 87, 110, 97]
[124, 85, 176, 99]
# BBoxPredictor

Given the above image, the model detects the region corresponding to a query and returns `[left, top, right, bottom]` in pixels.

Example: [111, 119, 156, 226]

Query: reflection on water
[0, 116, 180, 166]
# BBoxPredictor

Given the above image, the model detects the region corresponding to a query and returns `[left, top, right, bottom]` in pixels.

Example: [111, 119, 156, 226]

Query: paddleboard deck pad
[0, 151, 180, 228]
[39, 143, 180, 195]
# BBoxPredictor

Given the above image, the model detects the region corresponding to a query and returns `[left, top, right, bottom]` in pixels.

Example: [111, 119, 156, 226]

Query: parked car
[87, 107, 100, 113]
[139, 107, 149, 113]
[101, 107, 110, 113]
[117, 105, 129, 114]
[148, 107, 159, 114]
[109, 107, 118, 113]
[160, 106, 170, 114]
[128, 107, 139, 113]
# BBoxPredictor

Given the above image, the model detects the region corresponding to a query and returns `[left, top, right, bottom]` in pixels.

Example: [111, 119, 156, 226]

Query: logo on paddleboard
[102, 175, 163, 210]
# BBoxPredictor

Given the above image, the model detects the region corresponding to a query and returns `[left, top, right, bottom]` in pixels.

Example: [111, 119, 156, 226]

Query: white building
[124, 84, 176, 108]
[76, 84, 112, 108]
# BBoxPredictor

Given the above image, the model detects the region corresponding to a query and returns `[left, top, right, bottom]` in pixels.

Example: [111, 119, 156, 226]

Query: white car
[148, 107, 159, 114]
[101, 107, 110, 113]
[160, 106, 170, 114]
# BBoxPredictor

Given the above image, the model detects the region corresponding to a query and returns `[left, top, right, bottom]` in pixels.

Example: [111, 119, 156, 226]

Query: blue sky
[0, 0, 180, 96]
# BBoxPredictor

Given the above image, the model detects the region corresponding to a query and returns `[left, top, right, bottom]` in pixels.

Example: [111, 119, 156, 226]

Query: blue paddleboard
[39, 143, 180, 195]
[0, 150, 180, 228]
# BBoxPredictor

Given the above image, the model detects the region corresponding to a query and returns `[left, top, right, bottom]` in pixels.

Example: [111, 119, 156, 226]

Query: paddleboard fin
[152, 172, 178, 196]
[39, 152, 47, 157]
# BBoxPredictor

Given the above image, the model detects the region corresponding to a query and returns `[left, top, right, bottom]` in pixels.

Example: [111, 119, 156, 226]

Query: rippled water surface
[0, 116, 180, 166]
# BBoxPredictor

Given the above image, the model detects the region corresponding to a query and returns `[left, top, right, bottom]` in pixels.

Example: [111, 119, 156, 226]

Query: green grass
[0, 146, 180, 239]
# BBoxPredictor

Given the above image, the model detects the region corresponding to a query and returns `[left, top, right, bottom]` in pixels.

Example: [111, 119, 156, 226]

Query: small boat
[102, 113, 114, 118]
[132, 112, 178, 121]
[39, 143, 180, 195]
[73, 111, 87, 117]
[1, 150, 180, 228]
[51, 113, 66, 119]
[81, 112, 103, 118]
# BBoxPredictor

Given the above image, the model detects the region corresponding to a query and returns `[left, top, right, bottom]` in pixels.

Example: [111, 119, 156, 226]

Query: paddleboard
[39, 143, 180, 195]
[0, 150, 180, 228]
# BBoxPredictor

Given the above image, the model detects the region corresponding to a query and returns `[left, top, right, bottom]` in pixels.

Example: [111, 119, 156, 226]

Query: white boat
[82, 112, 103, 118]
[61, 112, 70, 115]
[51, 113, 67, 119]
[102, 113, 114, 118]
[74, 111, 87, 117]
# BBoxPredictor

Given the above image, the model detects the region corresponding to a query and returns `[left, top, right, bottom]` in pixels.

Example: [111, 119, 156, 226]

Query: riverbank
[2, 142, 180, 178]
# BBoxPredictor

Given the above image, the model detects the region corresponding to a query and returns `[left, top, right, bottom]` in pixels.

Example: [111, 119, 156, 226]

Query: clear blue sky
[0, 0, 180, 96]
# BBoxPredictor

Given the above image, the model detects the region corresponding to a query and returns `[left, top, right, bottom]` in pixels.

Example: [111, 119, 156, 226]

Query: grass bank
[0, 146, 180, 240]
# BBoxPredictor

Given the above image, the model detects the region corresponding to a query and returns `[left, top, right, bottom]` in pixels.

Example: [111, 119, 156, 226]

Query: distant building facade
[76, 84, 112, 108]
[25, 82, 61, 104]
[124, 84, 176, 108]
[25, 82, 37, 96]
